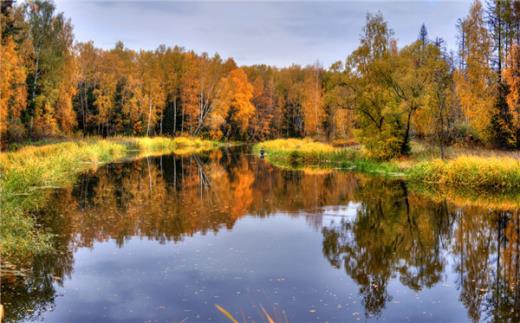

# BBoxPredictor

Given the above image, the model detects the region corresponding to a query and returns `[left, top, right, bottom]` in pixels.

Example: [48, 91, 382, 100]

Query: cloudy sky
[55, 0, 473, 67]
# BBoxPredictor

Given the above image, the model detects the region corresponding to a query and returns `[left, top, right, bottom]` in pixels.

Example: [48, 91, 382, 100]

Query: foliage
[503, 44, 520, 147]
[209, 68, 255, 139]
[1, 0, 519, 152]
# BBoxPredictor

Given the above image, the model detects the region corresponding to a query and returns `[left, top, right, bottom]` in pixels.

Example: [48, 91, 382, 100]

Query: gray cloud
[56, 0, 472, 67]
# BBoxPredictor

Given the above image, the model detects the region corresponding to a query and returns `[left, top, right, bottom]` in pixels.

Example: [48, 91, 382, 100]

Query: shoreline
[254, 139, 520, 192]
[0, 136, 223, 268]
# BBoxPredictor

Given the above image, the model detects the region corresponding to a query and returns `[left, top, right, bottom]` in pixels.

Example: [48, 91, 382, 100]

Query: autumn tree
[346, 13, 404, 159]
[486, 0, 519, 147]
[412, 38, 457, 158]
[503, 44, 520, 147]
[179, 51, 201, 134]
[301, 64, 325, 137]
[75, 41, 98, 133]
[249, 74, 276, 140]
[454, 0, 496, 144]
[322, 61, 355, 141]
[0, 37, 27, 142]
[209, 68, 255, 139]
[25, 0, 77, 137]
[137, 50, 166, 136]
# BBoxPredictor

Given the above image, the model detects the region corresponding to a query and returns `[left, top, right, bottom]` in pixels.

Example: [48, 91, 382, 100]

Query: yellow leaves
[454, 69, 495, 139]
[453, 0, 496, 142]
[503, 45, 520, 134]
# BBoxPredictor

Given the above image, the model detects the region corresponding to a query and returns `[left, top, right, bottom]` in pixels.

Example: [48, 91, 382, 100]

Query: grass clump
[0, 136, 219, 268]
[407, 155, 520, 190]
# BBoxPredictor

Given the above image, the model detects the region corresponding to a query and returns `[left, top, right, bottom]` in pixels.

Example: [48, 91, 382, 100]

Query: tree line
[1, 0, 519, 158]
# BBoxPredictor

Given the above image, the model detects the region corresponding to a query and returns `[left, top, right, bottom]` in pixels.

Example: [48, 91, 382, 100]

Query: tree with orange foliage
[180, 52, 201, 134]
[0, 37, 27, 142]
[137, 50, 166, 136]
[209, 68, 255, 139]
[503, 44, 520, 147]
[301, 65, 325, 137]
[249, 75, 276, 140]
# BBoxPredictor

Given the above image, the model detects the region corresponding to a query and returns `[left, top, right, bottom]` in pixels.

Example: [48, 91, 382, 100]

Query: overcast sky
[55, 0, 473, 67]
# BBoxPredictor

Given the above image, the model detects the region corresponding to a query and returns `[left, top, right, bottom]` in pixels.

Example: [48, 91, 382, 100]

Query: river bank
[0, 136, 222, 268]
[254, 138, 520, 191]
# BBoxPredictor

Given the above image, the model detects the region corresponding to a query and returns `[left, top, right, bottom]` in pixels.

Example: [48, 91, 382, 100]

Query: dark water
[2, 148, 519, 322]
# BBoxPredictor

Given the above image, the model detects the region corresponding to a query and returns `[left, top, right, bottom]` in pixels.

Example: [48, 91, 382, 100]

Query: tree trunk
[401, 109, 414, 155]
[181, 103, 185, 135]
[146, 97, 152, 136]
[173, 97, 177, 135]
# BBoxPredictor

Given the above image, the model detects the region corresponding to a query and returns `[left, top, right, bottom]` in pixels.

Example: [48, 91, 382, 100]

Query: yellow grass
[409, 155, 520, 190]
[257, 138, 335, 154]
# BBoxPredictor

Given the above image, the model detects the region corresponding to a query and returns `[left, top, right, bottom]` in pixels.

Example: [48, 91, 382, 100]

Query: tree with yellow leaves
[454, 0, 495, 143]
[301, 65, 324, 137]
[209, 68, 255, 139]
[503, 44, 520, 147]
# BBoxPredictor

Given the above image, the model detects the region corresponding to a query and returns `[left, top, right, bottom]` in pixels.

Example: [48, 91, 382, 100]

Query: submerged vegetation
[0, 136, 220, 267]
[255, 138, 520, 191]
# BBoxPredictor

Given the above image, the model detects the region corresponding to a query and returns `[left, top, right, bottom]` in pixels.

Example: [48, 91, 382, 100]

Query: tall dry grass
[408, 155, 520, 190]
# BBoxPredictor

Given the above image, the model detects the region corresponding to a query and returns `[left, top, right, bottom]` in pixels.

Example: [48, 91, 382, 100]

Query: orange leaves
[503, 45, 520, 136]
[301, 67, 324, 137]
[210, 68, 255, 137]
[0, 37, 27, 139]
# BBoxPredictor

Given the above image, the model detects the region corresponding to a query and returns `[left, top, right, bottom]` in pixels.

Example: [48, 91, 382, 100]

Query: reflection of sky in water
[321, 202, 362, 227]
[6, 151, 517, 323]
[39, 214, 468, 323]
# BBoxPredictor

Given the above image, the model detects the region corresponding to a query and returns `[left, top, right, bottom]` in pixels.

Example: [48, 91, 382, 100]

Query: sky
[55, 0, 473, 68]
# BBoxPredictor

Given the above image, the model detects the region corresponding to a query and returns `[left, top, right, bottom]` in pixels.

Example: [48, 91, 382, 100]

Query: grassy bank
[253, 138, 402, 176]
[408, 156, 520, 190]
[254, 138, 520, 191]
[0, 136, 220, 268]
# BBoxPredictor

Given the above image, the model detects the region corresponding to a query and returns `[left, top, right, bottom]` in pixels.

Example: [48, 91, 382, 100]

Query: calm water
[2, 148, 519, 322]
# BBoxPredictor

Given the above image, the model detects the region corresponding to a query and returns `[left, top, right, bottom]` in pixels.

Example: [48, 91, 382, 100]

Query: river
[2, 147, 519, 322]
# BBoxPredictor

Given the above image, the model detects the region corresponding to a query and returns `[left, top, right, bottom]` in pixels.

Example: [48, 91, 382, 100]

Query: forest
[1, 0, 519, 160]
[1, 1, 520, 322]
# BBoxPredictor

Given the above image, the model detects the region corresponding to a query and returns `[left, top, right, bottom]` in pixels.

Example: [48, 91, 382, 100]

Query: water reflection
[1, 148, 519, 322]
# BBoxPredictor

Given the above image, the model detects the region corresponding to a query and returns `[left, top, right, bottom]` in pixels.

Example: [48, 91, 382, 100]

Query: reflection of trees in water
[322, 179, 448, 317]
[322, 180, 519, 322]
[2, 189, 75, 323]
[2, 149, 519, 322]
